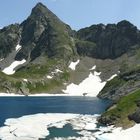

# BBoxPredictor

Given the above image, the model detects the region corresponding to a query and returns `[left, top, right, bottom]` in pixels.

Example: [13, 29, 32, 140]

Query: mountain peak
[31, 2, 51, 17]
[34, 2, 47, 9]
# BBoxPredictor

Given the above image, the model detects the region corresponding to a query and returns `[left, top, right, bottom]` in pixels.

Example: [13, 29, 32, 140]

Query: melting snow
[47, 75, 53, 79]
[0, 112, 139, 140]
[62, 71, 106, 97]
[2, 59, 26, 75]
[15, 44, 22, 51]
[23, 79, 28, 82]
[55, 69, 63, 73]
[89, 65, 96, 70]
[107, 74, 117, 81]
[69, 60, 80, 70]
[0, 58, 4, 62]
[51, 69, 63, 75]
[0, 113, 78, 140]
[97, 124, 140, 140]
[0, 93, 24, 96]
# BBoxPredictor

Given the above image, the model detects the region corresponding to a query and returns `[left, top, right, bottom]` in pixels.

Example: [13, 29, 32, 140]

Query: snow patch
[62, 71, 106, 97]
[15, 44, 22, 51]
[107, 74, 117, 81]
[23, 79, 28, 82]
[47, 75, 53, 79]
[89, 65, 96, 70]
[69, 60, 80, 70]
[0, 58, 4, 62]
[55, 69, 63, 73]
[2, 59, 26, 75]
[51, 69, 63, 75]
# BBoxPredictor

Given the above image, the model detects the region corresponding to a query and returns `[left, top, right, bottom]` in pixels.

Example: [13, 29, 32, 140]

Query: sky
[0, 0, 140, 30]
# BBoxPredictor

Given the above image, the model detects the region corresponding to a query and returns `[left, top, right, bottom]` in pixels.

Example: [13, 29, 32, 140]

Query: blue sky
[0, 0, 140, 30]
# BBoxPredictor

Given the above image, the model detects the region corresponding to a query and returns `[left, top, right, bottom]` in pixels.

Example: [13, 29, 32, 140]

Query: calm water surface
[0, 96, 111, 126]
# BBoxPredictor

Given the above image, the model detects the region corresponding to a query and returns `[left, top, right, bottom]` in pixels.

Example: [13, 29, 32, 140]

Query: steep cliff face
[77, 20, 140, 59]
[0, 24, 21, 59]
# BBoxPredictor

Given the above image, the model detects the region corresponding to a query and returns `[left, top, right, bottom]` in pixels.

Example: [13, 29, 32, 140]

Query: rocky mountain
[0, 3, 75, 63]
[76, 21, 140, 59]
[1, 3, 140, 125]
[17, 3, 75, 61]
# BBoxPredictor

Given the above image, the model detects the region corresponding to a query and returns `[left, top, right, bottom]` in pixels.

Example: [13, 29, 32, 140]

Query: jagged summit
[31, 2, 56, 19]
[33, 2, 49, 12]
[34, 2, 46, 8]
[77, 19, 140, 59]
[117, 20, 136, 27]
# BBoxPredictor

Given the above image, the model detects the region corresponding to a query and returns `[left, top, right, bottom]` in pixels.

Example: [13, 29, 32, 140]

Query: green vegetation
[27, 79, 61, 93]
[102, 89, 140, 128]
[26, 71, 70, 93]
[76, 39, 96, 47]
[59, 70, 70, 81]
[100, 76, 126, 94]
[0, 62, 70, 94]
[13, 59, 57, 78]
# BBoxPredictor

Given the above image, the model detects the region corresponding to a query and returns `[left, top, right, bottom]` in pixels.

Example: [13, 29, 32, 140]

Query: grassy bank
[100, 89, 140, 128]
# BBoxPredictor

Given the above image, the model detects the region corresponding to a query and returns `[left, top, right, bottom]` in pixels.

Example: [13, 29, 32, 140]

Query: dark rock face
[129, 100, 140, 123]
[77, 20, 140, 59]
[98, 114, 118, 126]
[75, 40, 97, 57]
[129, 109, 140, 123]
[0, 24, 21, 58]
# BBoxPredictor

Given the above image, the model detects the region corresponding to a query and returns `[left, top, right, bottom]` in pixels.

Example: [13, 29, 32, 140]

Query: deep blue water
[0, 96, 111, 126]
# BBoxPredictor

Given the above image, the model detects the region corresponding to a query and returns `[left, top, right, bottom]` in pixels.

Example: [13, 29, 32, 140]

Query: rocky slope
[98, 61, 140, 127]
[98, 89, 140, 128]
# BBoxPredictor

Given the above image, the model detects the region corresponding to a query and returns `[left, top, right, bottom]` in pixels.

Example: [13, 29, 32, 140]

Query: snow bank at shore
[97, 124, 140, 140]
[0, 93, 25, 96]
[62, 71, 106, 97]
[0, 72, 117, 97]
